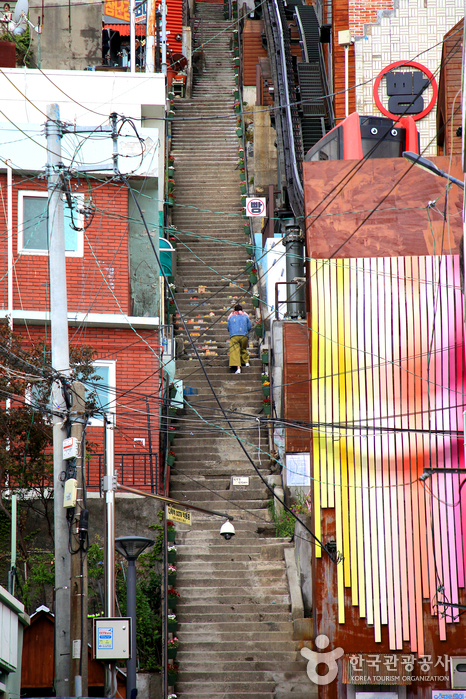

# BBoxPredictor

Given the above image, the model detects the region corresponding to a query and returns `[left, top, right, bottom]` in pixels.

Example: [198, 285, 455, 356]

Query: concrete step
[173, 682, 275, 695]
[176, 650, 300, 662]
[176, 611, 291, 623]
[167, 9, 306, 696]
[171, 659, 307, 673]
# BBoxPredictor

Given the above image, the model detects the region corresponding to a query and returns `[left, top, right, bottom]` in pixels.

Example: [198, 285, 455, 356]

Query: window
[18, 191, 84, 256]
[305, 126, 342, 162]
[86, 360, 116, 426]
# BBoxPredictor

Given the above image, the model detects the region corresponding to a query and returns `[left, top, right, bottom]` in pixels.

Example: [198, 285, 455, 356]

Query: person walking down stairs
[227, 304, 251, 374]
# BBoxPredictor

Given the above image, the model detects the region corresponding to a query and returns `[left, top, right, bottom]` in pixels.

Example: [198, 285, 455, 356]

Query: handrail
[274, 281, 306, 320]
[317, 41, 334, 129]
[85, 452, 160, 493]
[266, 0, 304, 221]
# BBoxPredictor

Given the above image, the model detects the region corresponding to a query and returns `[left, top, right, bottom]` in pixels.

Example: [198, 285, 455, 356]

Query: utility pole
[69, 382, 88, 698]
[161, 0, 167, 75]
[46, 103, 72, 697]
[146, 0, 156, 72]
[103, 413, 116, 698]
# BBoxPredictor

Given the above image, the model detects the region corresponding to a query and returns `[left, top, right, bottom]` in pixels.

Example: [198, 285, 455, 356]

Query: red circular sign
[373, 60, 438, 122]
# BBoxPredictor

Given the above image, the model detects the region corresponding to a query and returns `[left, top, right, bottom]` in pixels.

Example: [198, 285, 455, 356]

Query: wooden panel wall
[283, 322, 310, 453]
[332, 0, 356, 122]
[437, 18, 463, 156]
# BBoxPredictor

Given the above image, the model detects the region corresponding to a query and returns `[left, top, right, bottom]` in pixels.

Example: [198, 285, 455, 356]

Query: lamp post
[402, 150, 465, 189]
[115, 536, 155, 699]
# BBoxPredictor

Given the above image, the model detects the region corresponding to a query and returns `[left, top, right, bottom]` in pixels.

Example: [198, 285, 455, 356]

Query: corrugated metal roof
[162, 0, 183, 54]
[104, 22, 146, 35]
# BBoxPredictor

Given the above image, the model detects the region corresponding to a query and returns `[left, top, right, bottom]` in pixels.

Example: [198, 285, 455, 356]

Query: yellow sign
[104, 0, 130, 21]
[168, 506, 191, 526]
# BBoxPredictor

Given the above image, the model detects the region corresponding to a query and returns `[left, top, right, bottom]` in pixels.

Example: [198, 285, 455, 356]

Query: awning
[104, 23, 146, 36]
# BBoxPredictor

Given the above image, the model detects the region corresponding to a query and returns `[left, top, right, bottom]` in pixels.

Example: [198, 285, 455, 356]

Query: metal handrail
[85, 452, 160, 494]
[274, 281, 306, 320]
[267, 0, 304, 220]
[317, 41, 334, 129]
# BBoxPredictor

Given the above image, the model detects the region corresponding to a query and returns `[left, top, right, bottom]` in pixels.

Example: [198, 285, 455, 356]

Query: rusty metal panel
[341, 654, 412, 685]
[303, 156, 463, 260]
[0, 41, 16, 68]
[283, 322, 310, 453]
[332, 0, 356, 122]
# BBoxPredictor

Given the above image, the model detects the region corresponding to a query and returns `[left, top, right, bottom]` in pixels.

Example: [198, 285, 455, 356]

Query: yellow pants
[229, 335, 249, 367]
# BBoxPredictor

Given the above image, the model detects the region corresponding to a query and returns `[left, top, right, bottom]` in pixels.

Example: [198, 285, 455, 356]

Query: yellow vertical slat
[329, 261, 345, 623]
[317, 261, 328, 513]
[344, 259, 358, 604]
[337, 260, 351, 589]
[355, 259, 371, 622]
[310, 260, 321, 552]
[324, 261, 334, 508]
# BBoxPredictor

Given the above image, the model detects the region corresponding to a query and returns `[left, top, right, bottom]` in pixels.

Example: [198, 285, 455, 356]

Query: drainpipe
[7, 163, 12, 330]
[284, 222, 305, 319]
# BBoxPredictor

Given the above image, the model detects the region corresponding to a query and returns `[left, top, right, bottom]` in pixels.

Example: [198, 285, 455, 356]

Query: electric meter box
[63, 479, 77, 508]
[63, 437, 79, 460]
[451, 657, 466, 688]
[93, 617, 131, 660]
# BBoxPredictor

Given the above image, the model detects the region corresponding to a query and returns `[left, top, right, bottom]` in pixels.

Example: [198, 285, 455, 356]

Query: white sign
[63, 436, 79, 459]
[433, 693, 466, 699]
[285, 453, 311, 487]
[98, 627, 113, 650]
[232, 476, 249, 486]
[246, 197, 266, 217]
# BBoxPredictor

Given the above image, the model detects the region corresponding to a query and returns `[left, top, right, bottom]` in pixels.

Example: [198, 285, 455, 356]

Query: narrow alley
[167, 3, 311, 697]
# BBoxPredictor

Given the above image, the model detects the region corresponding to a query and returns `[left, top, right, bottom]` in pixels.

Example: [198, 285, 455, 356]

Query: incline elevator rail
[267, 0, 304, 221]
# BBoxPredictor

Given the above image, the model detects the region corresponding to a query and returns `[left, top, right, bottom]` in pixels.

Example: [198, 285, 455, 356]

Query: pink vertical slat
[424, 257, 439, 613]
[400, 257, 417, 651]
[393, 257, 410, 642]
[413, 257, 429, 597]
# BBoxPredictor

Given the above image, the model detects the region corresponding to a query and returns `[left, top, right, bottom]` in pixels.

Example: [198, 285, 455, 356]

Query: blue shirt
[227, 312, 251, 337]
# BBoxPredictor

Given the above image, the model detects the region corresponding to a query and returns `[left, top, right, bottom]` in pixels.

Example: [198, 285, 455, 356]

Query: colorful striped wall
[309, 255, 466, 655]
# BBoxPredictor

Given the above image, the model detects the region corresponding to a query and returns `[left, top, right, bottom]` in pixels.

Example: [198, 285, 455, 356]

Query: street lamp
[115, 536, 155, 699]
[402, 150, 465, 189]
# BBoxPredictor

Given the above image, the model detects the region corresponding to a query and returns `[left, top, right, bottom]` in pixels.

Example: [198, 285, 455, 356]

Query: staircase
[168, 3, 312, 697]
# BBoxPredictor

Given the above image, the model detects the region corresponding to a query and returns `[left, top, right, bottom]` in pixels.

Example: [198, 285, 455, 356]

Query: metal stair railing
[266, 0, 304, 221]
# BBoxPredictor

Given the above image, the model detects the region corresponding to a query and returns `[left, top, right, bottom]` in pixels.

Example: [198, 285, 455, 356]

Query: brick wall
[349, 0, 394, 36]
[353, 0, 464, 156]
[13, 323, 161, 493]
[0, 176, 131, 316]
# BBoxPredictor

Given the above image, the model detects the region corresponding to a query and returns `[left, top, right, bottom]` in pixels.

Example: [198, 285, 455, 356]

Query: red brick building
[0, 174, 163, 493]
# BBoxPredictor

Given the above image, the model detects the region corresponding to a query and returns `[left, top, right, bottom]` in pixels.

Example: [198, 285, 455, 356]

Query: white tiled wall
[354, 0, 463, 155]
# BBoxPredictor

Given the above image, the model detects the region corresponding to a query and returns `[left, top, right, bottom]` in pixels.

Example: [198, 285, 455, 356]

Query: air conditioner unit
[451, 657, 466, 688]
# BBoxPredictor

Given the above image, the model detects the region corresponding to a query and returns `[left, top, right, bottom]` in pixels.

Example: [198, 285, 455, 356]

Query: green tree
[0, 325, 99, 565]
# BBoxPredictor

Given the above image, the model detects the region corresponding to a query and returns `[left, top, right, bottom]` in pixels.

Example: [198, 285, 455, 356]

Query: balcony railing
[86, 452, 161, 494]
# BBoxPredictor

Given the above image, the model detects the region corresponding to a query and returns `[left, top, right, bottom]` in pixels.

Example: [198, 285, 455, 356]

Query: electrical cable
[123, 174, 335, 560]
